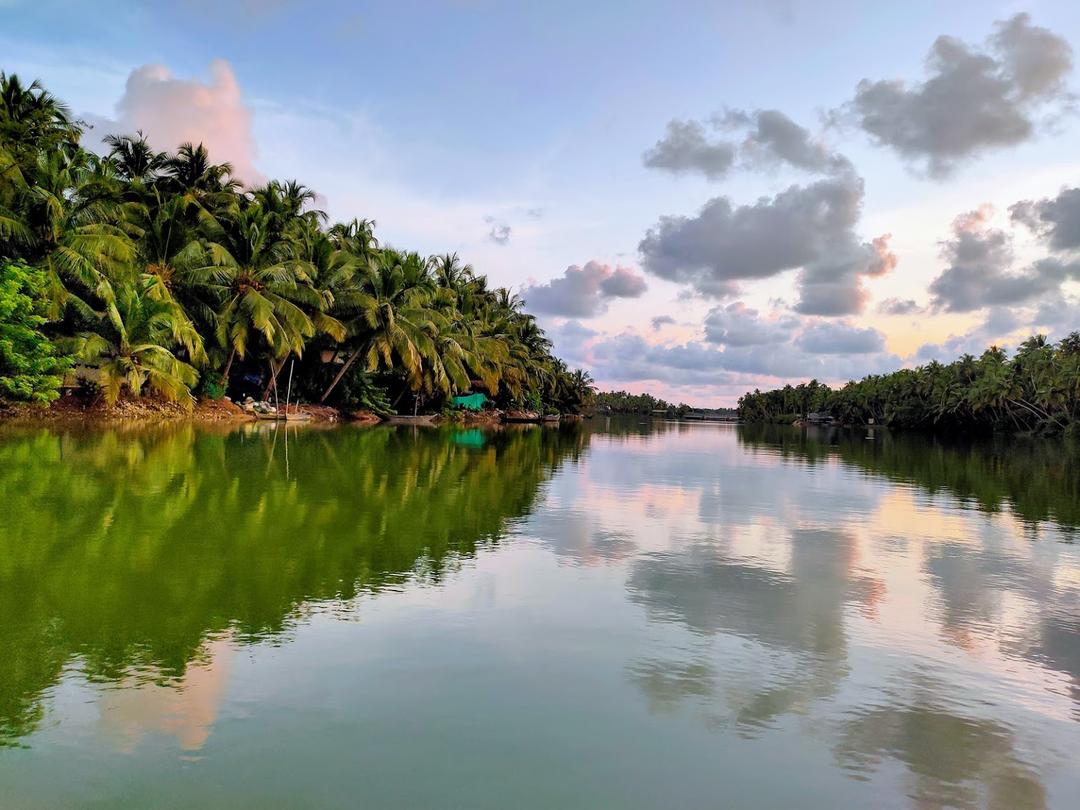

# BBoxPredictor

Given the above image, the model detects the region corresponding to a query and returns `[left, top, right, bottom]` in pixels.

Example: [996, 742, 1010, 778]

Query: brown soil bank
[1, 398, 513, 427]
[0, 394, 254, 424]
[0, 396, 357, 424]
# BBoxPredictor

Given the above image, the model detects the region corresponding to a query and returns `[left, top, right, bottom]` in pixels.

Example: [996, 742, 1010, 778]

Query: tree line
[737, 423, 1080, 530]
[0, 73, 596, 414]
[737, 334, 1080, 435]
[595, 390, 690, 415]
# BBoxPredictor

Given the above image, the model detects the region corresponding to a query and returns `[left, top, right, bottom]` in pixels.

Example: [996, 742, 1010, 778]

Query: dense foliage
[738, 335, 1080, 434]
[0, 260, 71, 402]
[0, 73, 595, 412]
[595, 389, 687, 414]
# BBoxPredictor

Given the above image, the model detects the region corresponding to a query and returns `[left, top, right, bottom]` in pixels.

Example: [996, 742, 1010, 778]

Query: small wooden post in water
[285, 358, 295, 417]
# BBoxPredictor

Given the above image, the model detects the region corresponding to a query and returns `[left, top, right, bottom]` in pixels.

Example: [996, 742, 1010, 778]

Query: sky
[3, 0, 1080, 405]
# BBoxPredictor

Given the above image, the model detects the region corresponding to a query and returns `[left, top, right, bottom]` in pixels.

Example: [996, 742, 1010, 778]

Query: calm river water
[1, 419, 1078, 808]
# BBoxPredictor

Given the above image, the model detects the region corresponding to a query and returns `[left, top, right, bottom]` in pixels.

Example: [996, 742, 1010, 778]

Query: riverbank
[0, 395, 354, 425]
[0, 395, 510, 427]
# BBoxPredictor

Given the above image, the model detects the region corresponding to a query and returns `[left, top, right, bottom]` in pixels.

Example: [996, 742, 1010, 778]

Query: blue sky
[4, 0, 1080, 404]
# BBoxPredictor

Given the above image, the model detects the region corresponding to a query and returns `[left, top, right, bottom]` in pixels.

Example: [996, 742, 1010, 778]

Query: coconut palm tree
[68, 281, 200, 406]
[17, 148, 134, 316]
[319, 249, 439, 402]
[0, 72, 81, 169]
[194, 204, 337, 381]
[104, 132, 166, 185]
[432, 252, 474, 294]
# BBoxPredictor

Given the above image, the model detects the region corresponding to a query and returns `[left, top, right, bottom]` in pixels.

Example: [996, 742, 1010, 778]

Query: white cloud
[848, 14, 1073, 177]
[86, 59, 263, 185]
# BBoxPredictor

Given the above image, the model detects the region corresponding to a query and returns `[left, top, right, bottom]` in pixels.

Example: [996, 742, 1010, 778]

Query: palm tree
[319, 249, 438, 402]
[104, 132, 166, 184]
[68, 281, 200, 407]
[569, 368, 596, 408]
[194, 204, 337, 382]
[0, 72, 81, 169]
[432, 252, 474, 294]
[18, 148, 134, 316]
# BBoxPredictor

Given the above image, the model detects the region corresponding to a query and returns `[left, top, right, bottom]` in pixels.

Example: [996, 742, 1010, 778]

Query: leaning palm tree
[67, 281, 200, 407]
[319, 249, 438, 402]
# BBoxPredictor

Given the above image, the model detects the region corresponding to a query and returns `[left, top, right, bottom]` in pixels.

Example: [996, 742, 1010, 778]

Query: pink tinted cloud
[92, 59, 263, 185]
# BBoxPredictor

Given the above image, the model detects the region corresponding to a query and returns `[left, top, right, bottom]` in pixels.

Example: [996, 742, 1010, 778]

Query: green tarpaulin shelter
[451, 392, 487, 411]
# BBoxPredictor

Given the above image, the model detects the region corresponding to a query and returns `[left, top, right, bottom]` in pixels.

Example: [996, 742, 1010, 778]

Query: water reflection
[609, 424, 1077, 806]
[0, 423, 588, 744]
[626, 528, 883, 733]
[738, 423, 1080, 531]
[835, 679, 1048, 809]
[0, 420, 1077, 808]
[94, 636, 233, 755]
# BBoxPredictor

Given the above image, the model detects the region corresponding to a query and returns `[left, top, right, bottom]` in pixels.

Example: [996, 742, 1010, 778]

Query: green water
[1, 420, 1078, 808]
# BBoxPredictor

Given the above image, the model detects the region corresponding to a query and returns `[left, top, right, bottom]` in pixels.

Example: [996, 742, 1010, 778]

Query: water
[1, 419, 1078, 809]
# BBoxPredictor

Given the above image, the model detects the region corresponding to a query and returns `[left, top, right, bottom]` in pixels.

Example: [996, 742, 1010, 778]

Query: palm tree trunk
[320, 347, 362, 402]
[221, 348, 237, 385]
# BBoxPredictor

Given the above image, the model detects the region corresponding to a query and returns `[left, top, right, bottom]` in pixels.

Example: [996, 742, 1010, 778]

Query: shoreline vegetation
[5, 75, 1076, 435]
[737, 335, 1080, 437]
[0, 73, 597, 423]
[592, 390, 738, 419]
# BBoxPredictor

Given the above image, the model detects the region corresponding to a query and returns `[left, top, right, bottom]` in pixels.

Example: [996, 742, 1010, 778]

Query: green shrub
[197, 374, 226, 401]
[0, 261, 72, 404]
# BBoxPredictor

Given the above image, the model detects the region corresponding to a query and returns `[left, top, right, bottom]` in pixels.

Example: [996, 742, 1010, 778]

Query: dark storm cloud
[642, 119, 737, 180]
[849, 14, 1073, 177]
[1010, 186, 1080, 252]
[795, 322, 886, 354]
[928, 206, 1080, 312]
[521, 261, 647, 318]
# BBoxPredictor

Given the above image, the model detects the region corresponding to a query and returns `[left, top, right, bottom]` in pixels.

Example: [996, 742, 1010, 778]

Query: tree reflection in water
[0, 422, 588, 744]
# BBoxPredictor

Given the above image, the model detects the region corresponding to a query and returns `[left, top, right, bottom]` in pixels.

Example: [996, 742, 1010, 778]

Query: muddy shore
[0, 395, 504, 427]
